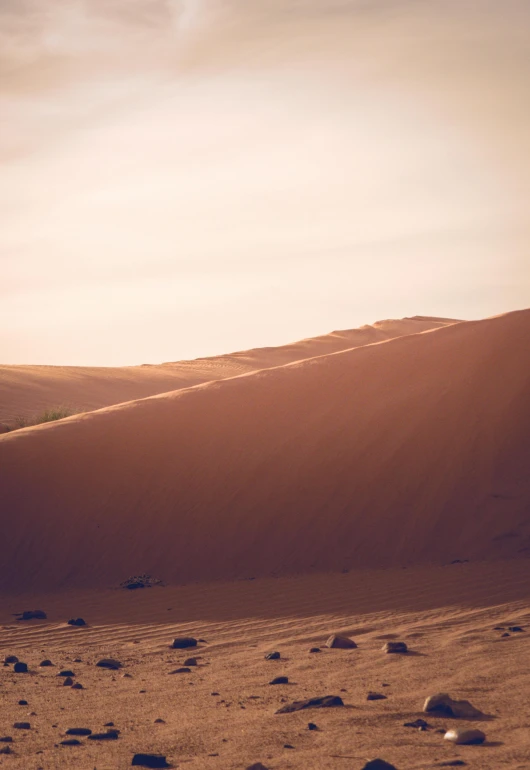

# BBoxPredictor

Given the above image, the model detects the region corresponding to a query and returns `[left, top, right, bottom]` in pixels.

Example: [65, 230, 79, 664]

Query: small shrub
[8, 406, 76, 432]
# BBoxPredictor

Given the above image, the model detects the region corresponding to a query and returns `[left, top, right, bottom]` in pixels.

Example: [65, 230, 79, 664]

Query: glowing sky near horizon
[1, 0, 529, 365]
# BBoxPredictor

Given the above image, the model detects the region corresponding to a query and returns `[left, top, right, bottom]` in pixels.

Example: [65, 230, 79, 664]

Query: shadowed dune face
[0, 309, 529, 592]
[0, 316, 455, 424]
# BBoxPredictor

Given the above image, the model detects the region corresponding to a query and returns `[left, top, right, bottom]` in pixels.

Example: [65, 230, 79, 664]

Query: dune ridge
[0, 316, 456, 425]
[0, 309, 528, 593]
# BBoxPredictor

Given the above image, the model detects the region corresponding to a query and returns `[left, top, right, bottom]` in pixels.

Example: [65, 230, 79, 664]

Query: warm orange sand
[0, 562, 529, 769]
[0, 316, 455, 426]
[0, 309, 529, 769]
[1, 309, 528, 593]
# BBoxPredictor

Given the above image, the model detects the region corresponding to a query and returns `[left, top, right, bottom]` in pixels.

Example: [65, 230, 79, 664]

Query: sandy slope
[0, 309, 528, 593]
[0, 317, 455, 426]
[0, 562, 529, 769]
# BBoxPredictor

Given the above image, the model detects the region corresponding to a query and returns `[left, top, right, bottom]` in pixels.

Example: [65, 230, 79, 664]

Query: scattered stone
[270, 676, 289, 685]
[132, 753, 170, 768]
[66, 728, 92, 736]
[444, 728, 486, 745]
[58, 670, 75, 677]
[71, 683, 84, 689]
[184, 657, 197, 666]
[367, 692, 387, 701]
[265, 651, 280, 660]
[60, 739, 81, 746]
[104, 722, 115, 727]
[0, 746, 13, 755]
[169, 667, 191, 674]
[171, 637, 197, 649]
[73, 658, 82, 663]
[13, 662, 28, 673]
[123, 673, 133, 678]
[4, 656, 18, 664]
[508, 626, 524, 632]
[434, 762, 467, 767]
[211, 692, 220, 696]
[63, 677, 74, 687]
[39, 660, 53, 667]
[276, 695, 344, 714]
[67, 618, 87, 627]
[423, 693, 483, 718]
[120, 574, 162, 590]
[88, 730, 119, 740]
[0, 737, 13, 742]
[284, 743, 295, 749]
[154, 719, 165, 724]
[361, 761, 398, 770]
[501, 633, 510, 637]
[326, 634, 357, 649]
[246, 764, 269, 770]
[96, 658, 122, 670]
[309, 647, 321, 653]
[17, 610, 47, 620]
[308, 722, 318, 730]
[493, 626, 505, 630]
[382, 642, 408, 654]
[18, 700, 28, 706]
[13, 723, 30, 730]
[404, 718, 430, 728]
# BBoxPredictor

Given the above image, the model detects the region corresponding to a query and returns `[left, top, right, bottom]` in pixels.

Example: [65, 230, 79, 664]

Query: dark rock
[67, 618, 87, 627]
[508, 626, 524, 632]
[104, 722, 115, 727]
[309, 647, 321, 653]
[4, 656, 18, 664]
[361, 761, 398, 770]
[171, 637, 197, 649]
[265, 651, 280, 660]
[154, 719, 165, 724]
[39, 660, 53, 667]
[18, 610, 47, 620]
[367, 692, 387, 701]
[404, 719, 430, 728]
[96, 658, 122, 670]
[60, 739, 81, 746]
[183, 657, 197, 666]
[169, 667, 191, 674]
[66, 728, 92, 736]
[0, 737, 13, 742]
[501, 632, 510, 637]
[63, 677, 74, 686]
[382, 642, 408, 654]
[326, 634, 357, 649]
[13, 663, 28, 673]
[308, 722, 318, 730]
[131, 753, 170, 768]
[246, 764, 269, 770]
[493, 626, 505, 630]
[284, 744, 295, 749]
[276, 695, 344, 714]
[270, 676, 288, 685]
[71, 683, 84, 689]
[434, 762, 467, 767]
[0, 746, 13, 755]
[18, 700, 28, 706]
[13, 722, 30, 730]
[88, 730, 119, 740]
[73, 658, 82, 662]
[58, 670, 75, 677]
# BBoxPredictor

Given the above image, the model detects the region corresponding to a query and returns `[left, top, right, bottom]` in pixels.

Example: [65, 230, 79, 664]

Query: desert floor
[1, 560, 529, 770]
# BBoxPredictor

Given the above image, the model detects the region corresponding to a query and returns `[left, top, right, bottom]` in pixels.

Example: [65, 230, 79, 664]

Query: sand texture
[0, 309, 528, 593]
[0, 316, 455, 426]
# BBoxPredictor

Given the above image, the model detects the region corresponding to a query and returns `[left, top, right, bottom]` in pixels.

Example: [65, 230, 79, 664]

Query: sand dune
[0, 316, 455, 426]
[1, 309, 528, 593]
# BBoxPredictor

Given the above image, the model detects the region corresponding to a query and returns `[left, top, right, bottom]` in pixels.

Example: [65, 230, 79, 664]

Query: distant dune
[0, 309, 528, 592]
[0, 316, 455, 426]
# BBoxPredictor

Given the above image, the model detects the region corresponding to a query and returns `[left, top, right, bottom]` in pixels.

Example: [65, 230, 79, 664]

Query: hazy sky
[1, 0, 529, 365]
